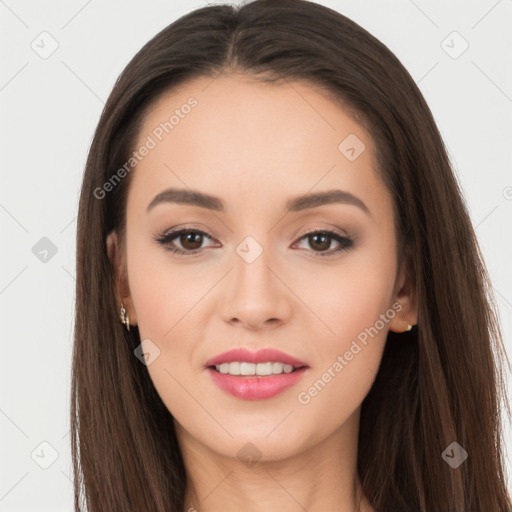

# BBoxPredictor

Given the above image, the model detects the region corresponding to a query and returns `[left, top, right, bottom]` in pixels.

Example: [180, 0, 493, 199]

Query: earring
[119, 300, 130, 331]
[402, 317, 413, 332]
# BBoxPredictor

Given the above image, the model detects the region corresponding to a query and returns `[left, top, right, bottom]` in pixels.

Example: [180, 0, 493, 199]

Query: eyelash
[154, 226, 355, 258]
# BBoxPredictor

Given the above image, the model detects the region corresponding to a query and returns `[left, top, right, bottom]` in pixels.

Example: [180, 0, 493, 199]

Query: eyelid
[293, 223, 350, 239]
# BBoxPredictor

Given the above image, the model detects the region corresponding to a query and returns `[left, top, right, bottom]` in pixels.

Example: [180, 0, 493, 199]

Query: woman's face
[108, 73, 414, 461]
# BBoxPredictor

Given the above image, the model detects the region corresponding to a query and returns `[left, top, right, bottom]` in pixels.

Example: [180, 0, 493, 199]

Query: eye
[154, 228, 217, 255]
[293, 229, 354, 257]
[154, 227, 355, 257]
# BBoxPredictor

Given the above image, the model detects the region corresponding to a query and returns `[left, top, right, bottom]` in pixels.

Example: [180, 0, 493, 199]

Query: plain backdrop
[1, 0, 511, 510]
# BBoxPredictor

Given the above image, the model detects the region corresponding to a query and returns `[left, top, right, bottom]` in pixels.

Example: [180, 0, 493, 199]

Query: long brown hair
[71, 1, 512, 510]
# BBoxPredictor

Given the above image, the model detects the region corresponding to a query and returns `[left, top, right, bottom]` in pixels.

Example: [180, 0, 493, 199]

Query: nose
[219, 246, 293, 331]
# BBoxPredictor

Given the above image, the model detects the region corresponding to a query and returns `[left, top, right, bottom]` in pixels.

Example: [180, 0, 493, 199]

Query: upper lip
[204, 348, 308, 368]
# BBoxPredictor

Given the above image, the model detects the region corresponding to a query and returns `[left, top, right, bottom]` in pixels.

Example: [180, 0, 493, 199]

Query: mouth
[204, 348, 310, 400]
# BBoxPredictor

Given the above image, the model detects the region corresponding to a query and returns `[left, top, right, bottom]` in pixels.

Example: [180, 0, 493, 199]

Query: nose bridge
[219, 232, 292, 327]
[233, 233, 278, 296]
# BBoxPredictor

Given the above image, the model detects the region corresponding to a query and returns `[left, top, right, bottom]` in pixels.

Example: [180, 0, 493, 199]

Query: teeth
[240, 362, 255, 375]
[272, 362, 283, 373]
[215, 362, 299, 376]
[228, 361, 240, 375]
[255, 362, 272, 375]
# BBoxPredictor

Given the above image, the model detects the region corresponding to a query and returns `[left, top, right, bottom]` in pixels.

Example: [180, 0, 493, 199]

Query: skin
[107, 73, 417, 512]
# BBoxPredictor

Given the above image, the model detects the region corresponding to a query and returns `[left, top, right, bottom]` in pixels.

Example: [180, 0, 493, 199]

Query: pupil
[182, 232, 202, 250]
[310, 234, 330, 251]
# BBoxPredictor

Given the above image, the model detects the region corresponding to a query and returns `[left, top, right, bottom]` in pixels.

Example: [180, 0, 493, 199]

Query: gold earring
[402, 317, 413, 332]
[120, 300, 130, 331]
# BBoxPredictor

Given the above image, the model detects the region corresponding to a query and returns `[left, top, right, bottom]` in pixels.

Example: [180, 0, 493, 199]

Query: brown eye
[179, 231, 204, 251]
[294, 229, 355, 257]
[155, 228, 216, 255]
[308, 233, 332, 251]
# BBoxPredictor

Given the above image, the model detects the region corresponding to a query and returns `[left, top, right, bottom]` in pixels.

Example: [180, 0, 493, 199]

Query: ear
[388, 254, 417, 333]
[106, 230, 137, 326]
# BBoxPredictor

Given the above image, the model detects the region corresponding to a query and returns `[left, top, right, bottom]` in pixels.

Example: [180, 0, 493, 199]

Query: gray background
[1, 0, 511, 510]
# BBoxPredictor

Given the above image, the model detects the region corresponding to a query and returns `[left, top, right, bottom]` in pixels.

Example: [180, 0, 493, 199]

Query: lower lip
[206, 367, 308, 400]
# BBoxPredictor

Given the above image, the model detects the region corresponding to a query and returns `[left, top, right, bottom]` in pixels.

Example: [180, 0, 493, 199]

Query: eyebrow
[147, 187, 371, 217]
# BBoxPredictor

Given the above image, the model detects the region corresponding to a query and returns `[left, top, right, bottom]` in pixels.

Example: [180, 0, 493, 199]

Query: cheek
[295, 248, 396, 352]
[126, 241, 199, 422]
[125, 236, 209, 393]
[126, 233, 202, 339]
[298, 247, 396, 400]
[128, 257, 171, 339]
[293, 279, 393, 434]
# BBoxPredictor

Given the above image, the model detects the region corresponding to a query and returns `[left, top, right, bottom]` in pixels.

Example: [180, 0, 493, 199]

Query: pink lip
[204, 348, 308, 368]
[207, 367, 308, 400]
[204, 348, 309, 401]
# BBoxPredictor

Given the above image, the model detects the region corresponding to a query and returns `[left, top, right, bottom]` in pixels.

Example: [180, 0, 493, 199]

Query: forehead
[126, 73, 390, 220]
[138, 73, 365, 149]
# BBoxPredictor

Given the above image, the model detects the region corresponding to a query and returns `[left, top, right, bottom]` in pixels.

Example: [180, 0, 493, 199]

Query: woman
[71, 1, 512, 510]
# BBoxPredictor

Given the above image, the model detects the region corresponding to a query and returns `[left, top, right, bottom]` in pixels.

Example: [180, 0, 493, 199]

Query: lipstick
[204, 348, 309, 400]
